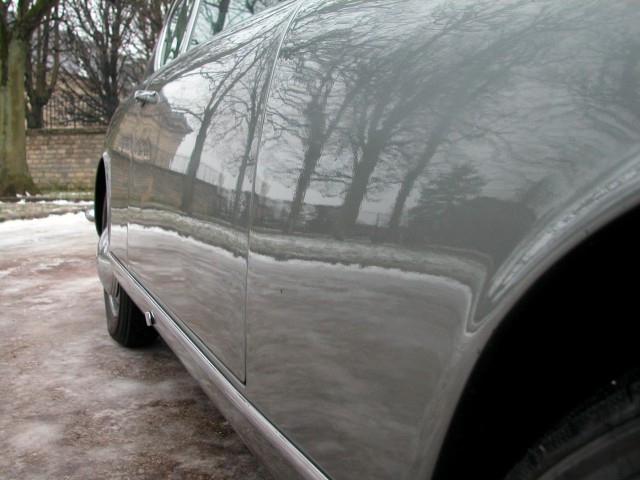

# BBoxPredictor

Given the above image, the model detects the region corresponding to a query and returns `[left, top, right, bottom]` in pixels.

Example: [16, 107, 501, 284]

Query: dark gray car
[94, 0, 640, 478]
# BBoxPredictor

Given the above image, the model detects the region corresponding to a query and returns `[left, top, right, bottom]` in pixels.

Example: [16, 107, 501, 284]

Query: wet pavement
[0, 212, 270, 479]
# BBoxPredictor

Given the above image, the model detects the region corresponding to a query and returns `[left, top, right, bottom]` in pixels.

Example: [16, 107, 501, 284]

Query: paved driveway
[0, 213, 270, 479]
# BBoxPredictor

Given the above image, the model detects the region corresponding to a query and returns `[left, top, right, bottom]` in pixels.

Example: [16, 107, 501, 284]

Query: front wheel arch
[94, 159, 106, 236]
[433, 205, 640, 480]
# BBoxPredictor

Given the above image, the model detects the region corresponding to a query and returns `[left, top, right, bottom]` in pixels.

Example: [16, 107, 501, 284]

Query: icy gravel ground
[0, 198, 93, 222]
[0, 213, 269, 479]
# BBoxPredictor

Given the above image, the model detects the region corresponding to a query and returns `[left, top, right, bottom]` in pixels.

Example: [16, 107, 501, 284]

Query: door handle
[134, 90, 158, 105]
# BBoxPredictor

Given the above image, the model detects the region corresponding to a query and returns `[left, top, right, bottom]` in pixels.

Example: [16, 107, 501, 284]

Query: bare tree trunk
[214, 0, 232, 33]
[285, 142, 321, 234]
[180, 105, 215, 214]
[387, 120, 450, 240]
[284, 72, 356, 234]
[180, 67, 246, 214]
[25, 8, 60, 129]
[388, 164, 422, 238]
[0, 0, 57, 195]
[231, 111, 258, 227]
[232, 81, 269, 227]
[0, 36, 37, 195]
[332, 141, 383, 239]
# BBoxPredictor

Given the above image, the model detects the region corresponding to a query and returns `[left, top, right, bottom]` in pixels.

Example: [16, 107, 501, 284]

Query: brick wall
[26, 127, 107, 191]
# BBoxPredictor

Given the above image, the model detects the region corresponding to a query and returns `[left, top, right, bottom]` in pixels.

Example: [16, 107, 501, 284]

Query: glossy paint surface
[125, 3, 297, 381]
[104, 98, 138, 265]
[104, 0, 640, 478]
[244, 0, 640, 478]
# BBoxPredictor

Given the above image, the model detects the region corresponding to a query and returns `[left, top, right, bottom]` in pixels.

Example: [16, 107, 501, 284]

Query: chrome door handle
[134, 90, 158, 104]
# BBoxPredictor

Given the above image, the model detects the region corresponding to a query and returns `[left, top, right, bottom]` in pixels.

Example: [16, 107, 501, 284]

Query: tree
[178, 21, 276, 219]
[61, 0, 173, 125]
[0, 0, 58, 196]
[135, 0, 171, 61]
[61, 0, 141, 124]
[24, 4, 59, 128]
[260, 6, 376, 234]
[407, 163, 486, 242]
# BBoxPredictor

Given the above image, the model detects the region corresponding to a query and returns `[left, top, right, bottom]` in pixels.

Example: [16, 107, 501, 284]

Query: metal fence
[42, 95, 107, 128]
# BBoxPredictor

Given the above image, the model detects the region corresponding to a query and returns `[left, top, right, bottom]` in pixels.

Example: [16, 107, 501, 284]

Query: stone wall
[26, 127, 107, 191]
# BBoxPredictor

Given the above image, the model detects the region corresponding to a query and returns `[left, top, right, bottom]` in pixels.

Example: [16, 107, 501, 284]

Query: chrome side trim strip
[107, 254, 327, 480]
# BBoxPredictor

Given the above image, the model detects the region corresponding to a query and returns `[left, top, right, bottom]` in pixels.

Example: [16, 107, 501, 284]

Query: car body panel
[98, 249, 327, 479]
[98, 0, 640, 478]
[122, 2, 298, 381]
[243, 0, 640, 478]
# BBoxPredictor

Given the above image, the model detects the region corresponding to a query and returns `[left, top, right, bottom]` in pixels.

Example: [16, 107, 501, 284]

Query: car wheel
[101, 194, 157, 348]
[104, 285, 157, 348]
[505, 369, 640, 480]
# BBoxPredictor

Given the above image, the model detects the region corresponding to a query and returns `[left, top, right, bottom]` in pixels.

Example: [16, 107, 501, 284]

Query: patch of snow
[32, 258, 67, 272]
[35, 200, 93, 206]
[0, 267, 17, 279]
[0, 212, 87, 234]
[0, 212, 95, 253]
[10, 423, 63, 451]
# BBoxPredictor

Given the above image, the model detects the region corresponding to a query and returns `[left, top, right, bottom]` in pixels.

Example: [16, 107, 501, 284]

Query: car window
[159, 0, 197, 67]
[189, 0, 280, 48]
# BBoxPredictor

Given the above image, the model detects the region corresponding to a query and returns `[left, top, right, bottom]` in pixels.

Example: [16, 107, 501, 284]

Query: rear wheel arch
[433, 204, 640, 479]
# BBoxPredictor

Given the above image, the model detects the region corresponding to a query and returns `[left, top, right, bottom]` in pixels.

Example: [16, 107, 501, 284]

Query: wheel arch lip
[491, 156, 639, 295]
[96, 151, 116, 297]
[480, 149, 640, 331]
[93, 158, 105, 236]
[93, 152, 112, 235]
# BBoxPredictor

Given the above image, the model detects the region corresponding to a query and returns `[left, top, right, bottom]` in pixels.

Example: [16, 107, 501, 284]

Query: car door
[245, 1, 487, 478]
[126, 1, 297, 382]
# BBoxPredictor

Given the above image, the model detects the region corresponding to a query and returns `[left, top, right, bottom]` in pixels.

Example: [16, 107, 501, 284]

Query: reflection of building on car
[93, 0, 640, 479]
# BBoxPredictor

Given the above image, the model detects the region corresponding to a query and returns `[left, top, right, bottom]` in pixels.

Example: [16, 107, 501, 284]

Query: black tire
[101, 194, 157, 348]
[505, 369, 640, 480]
[104, 286, 157, 347]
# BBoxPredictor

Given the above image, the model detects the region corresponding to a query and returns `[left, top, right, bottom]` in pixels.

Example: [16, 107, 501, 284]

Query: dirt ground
[0, 212, 271, 479]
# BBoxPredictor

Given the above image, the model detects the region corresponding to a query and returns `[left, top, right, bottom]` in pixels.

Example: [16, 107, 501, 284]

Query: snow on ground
[0, 210, 88, 234]
[0, 198, 93, 222]
[0, 212, 92, 253]
[37, 199, 93, 205]
[0, 213, 269, 479]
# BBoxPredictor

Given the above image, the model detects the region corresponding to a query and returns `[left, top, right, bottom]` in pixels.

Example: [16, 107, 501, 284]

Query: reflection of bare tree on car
[92, 1, 640, 479]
